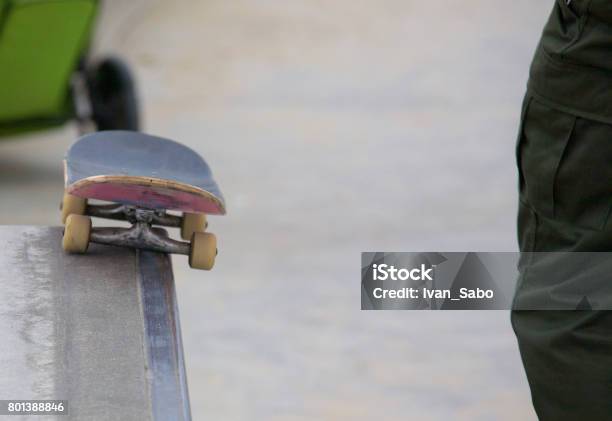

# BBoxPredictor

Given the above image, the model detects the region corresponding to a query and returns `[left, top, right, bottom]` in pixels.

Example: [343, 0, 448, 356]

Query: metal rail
[138, 249, 192, 421]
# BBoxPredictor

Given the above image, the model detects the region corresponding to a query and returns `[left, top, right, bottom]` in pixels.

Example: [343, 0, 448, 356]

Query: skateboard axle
[90, 222, 191, 255]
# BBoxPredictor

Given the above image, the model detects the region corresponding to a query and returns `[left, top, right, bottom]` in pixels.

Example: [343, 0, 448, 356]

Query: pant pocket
[518, 97, 612, 231]
[517, 97, 575, 221]
[554, 115, 612, 230]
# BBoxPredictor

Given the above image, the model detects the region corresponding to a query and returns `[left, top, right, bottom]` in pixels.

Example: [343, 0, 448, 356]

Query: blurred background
[0, 1, 552, 419]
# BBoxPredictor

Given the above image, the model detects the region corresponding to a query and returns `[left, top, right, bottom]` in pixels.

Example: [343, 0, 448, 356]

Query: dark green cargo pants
[513, 1, 612, 419]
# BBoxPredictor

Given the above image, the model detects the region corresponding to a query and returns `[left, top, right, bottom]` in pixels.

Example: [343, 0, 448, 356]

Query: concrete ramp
[0, 226, 191, 420]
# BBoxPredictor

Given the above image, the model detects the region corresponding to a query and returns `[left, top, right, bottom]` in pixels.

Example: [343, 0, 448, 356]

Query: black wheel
[87, 57, 140, 131]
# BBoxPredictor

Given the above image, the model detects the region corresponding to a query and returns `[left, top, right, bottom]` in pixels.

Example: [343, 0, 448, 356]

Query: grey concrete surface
[0, 227, 191, 420]
[0, 227, 149, 420]
[0, 1, 553, 419]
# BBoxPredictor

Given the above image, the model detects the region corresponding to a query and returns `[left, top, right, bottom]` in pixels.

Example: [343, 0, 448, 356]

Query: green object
[0, 0, 97, 134]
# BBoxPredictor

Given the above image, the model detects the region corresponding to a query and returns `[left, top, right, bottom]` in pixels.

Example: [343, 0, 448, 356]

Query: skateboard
[61, 131, 226, 270]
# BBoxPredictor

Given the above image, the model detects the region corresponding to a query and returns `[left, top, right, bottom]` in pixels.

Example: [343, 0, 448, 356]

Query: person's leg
[513, 95, 612, 420]
[512, 311, 612, 420]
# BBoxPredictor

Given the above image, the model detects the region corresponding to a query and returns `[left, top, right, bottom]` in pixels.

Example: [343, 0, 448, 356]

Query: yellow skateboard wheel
[63, 214, 91, 253]
[61, 193, 87, 224]
[181, 213, 207, 240]
[189, 232, 216, 270]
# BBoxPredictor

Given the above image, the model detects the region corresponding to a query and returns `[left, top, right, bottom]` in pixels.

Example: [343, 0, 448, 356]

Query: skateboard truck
[89, 208, 191, 255]
[87, 203, 185, 228]
[61, 195, 217, 270]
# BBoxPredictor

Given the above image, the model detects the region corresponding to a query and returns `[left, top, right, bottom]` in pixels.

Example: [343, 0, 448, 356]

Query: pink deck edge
[68, 180, 225, 215]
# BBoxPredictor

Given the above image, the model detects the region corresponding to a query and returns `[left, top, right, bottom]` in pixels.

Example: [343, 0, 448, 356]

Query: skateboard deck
[64, 131, 226, 215]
